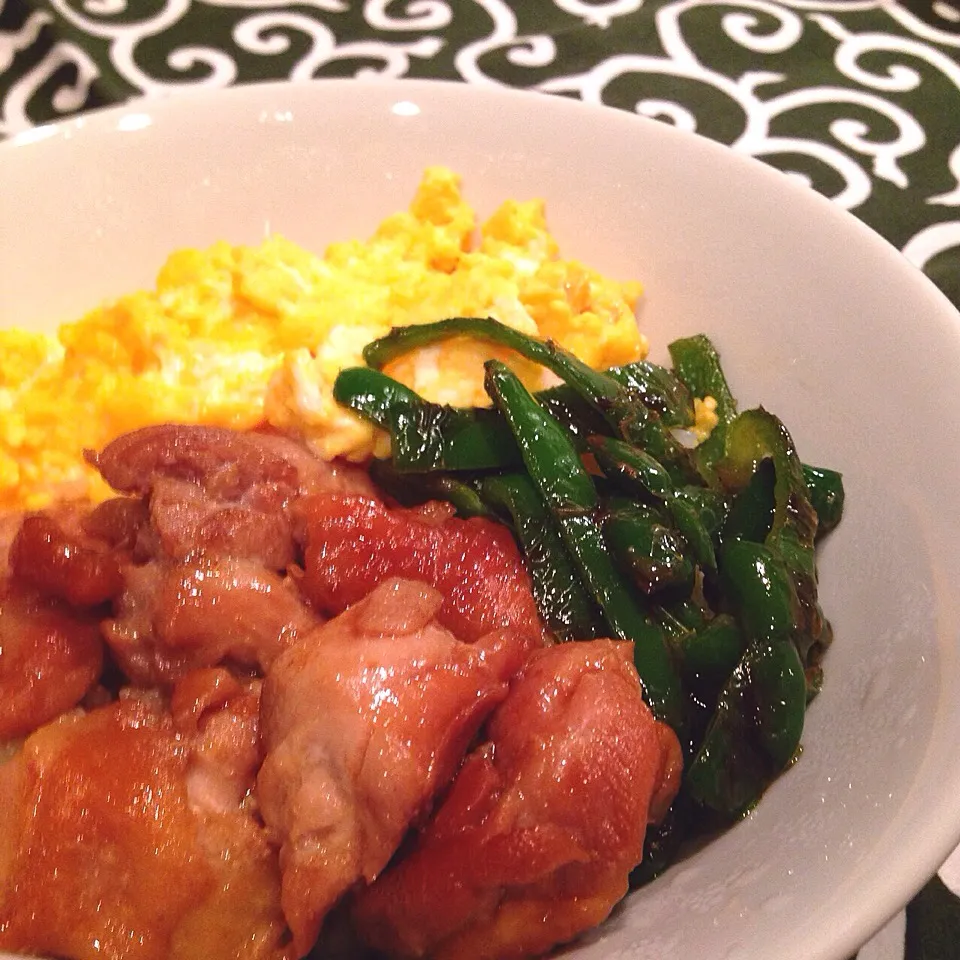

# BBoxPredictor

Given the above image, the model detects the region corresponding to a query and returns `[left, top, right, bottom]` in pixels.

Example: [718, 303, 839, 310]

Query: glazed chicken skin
[94, 424, 375, 684]
[0, 507, 111, 739]
[257, 576, 535, 957]
[107, 554, 320, 684]
[2, 425, 360, 688]
[0, 577, 103, 740]
[0, 421, 685, 960]
[353, 639, 683, 960]
[0, 671, 290, 960]
[11, 511, 124, 607]
[11, 424, 375, 686]
[298, 494, 546, 646]
[88, 424, 376, 570]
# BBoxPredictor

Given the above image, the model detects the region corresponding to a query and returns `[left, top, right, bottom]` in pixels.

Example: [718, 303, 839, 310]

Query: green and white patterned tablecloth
[2, 1, 959, 957]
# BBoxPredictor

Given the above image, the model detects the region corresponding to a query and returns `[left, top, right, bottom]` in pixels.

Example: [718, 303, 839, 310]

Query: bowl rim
[6, 73, 958, 325]
[3, 75, 960, 960]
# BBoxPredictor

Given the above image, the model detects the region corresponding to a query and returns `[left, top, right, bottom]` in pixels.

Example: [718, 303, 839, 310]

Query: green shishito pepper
[364, 317, 631, 425]
[600, 501, 695, 596]
[479, 472, 602, 641]
[721, 457, 775, 544]
[484, 359, 683, 729]
[333, 366, 519, 472]
[677, 613, 746, 693]
[335, 360, 691, 472]
[718, 408, 834, 667]
[685, 630, 807, 818]
[685, 409, 837, 816]
[367, 459, 495, 520]
[589, 434, 674, 499]
[330, 318, 844, 845]
[668, 333, 738, 482]
[589, 435, 717, 573]
[361, 316, 699, 483]
[362, 317, 695, 430]
[720, 538, 798, 643]
[689, 541, 808, 817]
[720, 408, 815, 545]
[802, 464, 845, 536]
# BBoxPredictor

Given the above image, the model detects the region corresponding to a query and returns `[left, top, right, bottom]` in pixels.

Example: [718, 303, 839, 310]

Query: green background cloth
[2, 2, 959, 957]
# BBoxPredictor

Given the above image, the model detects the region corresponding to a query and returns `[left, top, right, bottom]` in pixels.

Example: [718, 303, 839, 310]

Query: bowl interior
[3, 79, 960, 960]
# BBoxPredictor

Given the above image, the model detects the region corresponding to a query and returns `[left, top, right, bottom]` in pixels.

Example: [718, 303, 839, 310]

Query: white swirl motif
[536, 52, 772, 146]
[822, 24, 918, 92]
[813, 12, 960, 92]
[363, 0, 454, 31]
[0, 41, 99, 137]
[901, 220, 960, 270]
[50, 0, 244, 96]
[753, 85, 926, 190]
[620, 0, 798, 142]
[792, 12, 960, 202]
[113, 41, 237, 95]
[747, 135, 875, 206]
[543, 0, 811, 139]
[164, 44, 239, 84]
[48, 0, 191, 37]
[552, 0, 644, 29]
[720, 8, 803, 52]
[657, 0, 805, 63]
[538, 0, 960, 210]
[82, 0, 128, 14]
[883, 0, 960, 49]
[83, 0, 127, 17]
[934, 0, 960, 25]
[929, 142, 960, 206]
[634, 98, 699, 129]
[201, 0, 348, 10]
[455, 0, 557, 85]
[50, 0, 233, 97]
[774, 0, 876, 10]
[232, 12, 442, 81]
[0, 9, 54, 74]
[505, 34, 556, 68]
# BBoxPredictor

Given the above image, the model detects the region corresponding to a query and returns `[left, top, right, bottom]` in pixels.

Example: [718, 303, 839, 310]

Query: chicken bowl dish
[0, 168, 842, 960]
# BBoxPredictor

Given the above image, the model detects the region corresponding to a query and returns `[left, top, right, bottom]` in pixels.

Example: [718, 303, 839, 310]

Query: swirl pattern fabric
[1, 1, 959, 956]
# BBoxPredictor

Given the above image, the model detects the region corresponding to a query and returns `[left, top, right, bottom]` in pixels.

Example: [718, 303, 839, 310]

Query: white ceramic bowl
[3, 79, 960, 960]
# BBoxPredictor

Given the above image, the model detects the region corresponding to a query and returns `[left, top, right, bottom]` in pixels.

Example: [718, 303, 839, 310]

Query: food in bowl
[0, 171, 841, 960]
[0, 167, 645, 512]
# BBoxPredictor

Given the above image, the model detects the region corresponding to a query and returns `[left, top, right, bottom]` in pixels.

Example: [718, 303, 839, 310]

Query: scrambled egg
[0, 167, 649, 511]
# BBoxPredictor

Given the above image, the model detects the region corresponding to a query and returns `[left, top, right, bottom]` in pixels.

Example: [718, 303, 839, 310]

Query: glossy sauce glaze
[0, 423, 680, 960]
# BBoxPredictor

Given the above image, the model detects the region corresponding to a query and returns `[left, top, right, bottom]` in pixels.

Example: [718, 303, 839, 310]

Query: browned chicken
[353, 639, 683, 960]
[88, 424, 376, 685]
[299, 494, 546, 647]
[10, 511, 124, 606]
[0, 578, 103, 740]
[0, 422, 686, 960]
[0, 671, 290, 960]
[257, 577, 534, 957]
[106, 553, 320, 684]
[2, 425, 353, 689]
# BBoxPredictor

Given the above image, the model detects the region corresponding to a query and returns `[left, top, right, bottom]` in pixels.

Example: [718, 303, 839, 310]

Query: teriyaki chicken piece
[354, 639, 683, 960]
[257, 576, 535, 956]
[0, 671, 290, 960]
